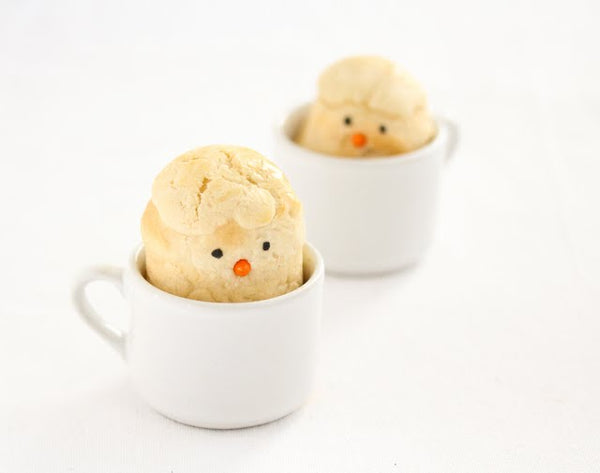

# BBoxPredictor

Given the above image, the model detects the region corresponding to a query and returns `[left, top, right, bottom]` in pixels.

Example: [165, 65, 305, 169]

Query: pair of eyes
[343, 116, 387, 134]
[211, 241, 270, 259]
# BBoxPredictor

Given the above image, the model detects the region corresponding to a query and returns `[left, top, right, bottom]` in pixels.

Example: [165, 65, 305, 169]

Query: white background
[1, 0, 599, 471]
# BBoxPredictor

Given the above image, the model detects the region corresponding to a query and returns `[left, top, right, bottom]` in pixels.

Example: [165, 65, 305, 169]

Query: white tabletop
[1, 1, 599, 472]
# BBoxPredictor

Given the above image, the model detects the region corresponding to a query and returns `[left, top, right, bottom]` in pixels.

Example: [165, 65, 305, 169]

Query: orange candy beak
[233, 259, 252, 277]
[351, 133, 367, 148]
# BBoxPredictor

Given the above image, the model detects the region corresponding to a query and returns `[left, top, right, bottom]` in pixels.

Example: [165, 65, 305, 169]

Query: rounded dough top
[318, 55, 429, 118]
[152, 145, 300, 236]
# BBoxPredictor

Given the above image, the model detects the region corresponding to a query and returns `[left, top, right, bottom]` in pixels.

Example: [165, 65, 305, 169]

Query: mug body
[122, 243, 323, 429]
[274, 104, 454, 275]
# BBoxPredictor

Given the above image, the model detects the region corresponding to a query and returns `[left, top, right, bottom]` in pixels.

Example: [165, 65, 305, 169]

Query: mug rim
[275, 102, 449, 166]
[127, 241, 324, 311]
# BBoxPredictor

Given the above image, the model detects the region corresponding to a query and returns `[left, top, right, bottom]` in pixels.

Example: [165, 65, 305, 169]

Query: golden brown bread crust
[296, 56, 436, 157]
[141, 145, 305, 302]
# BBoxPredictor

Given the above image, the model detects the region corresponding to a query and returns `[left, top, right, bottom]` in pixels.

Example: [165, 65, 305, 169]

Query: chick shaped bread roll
[141, 145, 305, 303]
[296, 56, 436, 157]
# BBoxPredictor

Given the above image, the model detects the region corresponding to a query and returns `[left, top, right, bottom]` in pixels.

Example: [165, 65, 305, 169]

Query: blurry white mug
[73, 243, 324, 429]
[274, 104, 459, 275]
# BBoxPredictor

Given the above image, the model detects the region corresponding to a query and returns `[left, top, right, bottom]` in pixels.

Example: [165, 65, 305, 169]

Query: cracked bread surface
[296, 56, 436, 157]
[142, 145, 305, 303]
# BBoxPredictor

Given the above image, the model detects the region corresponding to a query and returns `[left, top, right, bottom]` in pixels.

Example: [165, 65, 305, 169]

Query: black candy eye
[379, 125, 387, 134]
[211, 248, 223, 259]
[262, 241, 270, 251]
[343, 116, 352, 126]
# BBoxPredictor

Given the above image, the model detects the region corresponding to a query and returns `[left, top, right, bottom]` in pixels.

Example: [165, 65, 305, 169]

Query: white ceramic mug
[274, 104, 459, 275]
[73, 243, 324, 429]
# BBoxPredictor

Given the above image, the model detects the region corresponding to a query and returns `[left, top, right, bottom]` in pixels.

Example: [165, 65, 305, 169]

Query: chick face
[184, 218, 303, 302]
[141, 145, 305, 303]
[296, 56, 436, 157]
[299, 102, 423, 157]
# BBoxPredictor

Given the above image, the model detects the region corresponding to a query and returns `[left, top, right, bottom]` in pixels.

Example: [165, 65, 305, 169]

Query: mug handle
[439, 117, 460, 163]
[72, 266, 127, 359]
